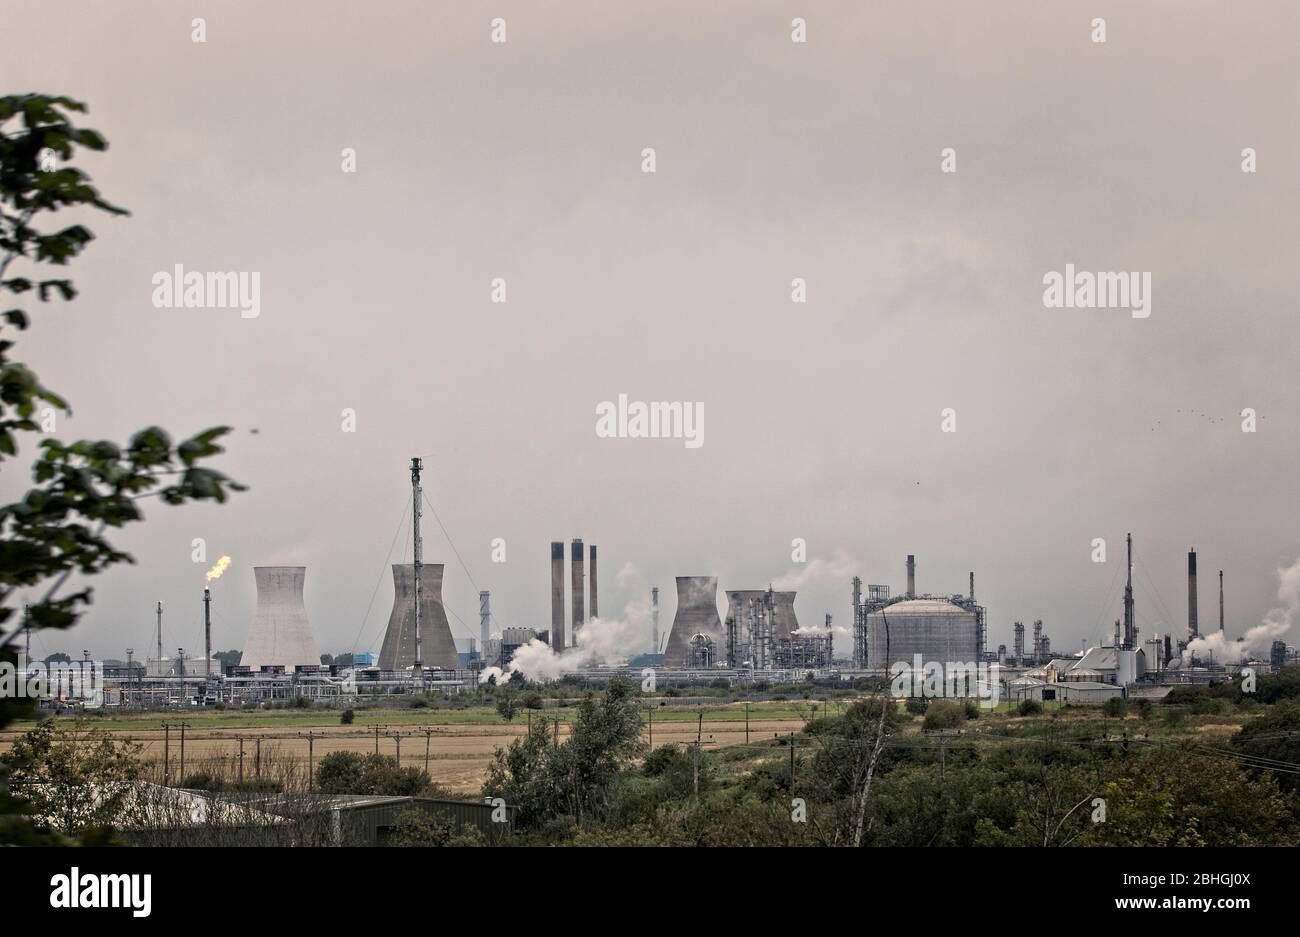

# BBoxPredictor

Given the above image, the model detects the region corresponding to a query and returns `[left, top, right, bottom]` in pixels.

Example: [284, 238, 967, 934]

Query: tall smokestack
[479, 591, 490, 653]
[1122, 533, 1135, 649]
[1188, 548, 1199, 639]
[651, 587, 660, 654]
[550, 543, 565, 652]
[156, 601, 163, 665]
[203, 587, 212, 678]
[906, 555, 915, 597]
[571, 539, 585, 644]
[1219, 569, 1224, 632]
[589, 545, 598, 622]
[969, 571, 974, 601]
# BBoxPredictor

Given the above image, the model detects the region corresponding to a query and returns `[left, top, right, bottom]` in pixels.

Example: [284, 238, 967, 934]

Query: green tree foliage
[1017, 699, 1044, 716]
[483, 679, 645, 829]
[1257, 667, 1300, 705]
[495, 690, 519, 722]
[339, 708, 355, 725]
[0, 721, 141, 840]
[922, 699, 965, 731]
[1232, 699, 1300, 794]
[388, 808, 486, 847]
[1102, 697, 1127, 718]
[0, 94, 243, 733]
[315, 752, 433, 797]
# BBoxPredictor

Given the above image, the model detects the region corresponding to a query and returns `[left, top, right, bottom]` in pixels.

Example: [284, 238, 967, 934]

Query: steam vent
[241, 566, 321, 670]
[663, 576, 723, 667]
[379, 563, 459, 671]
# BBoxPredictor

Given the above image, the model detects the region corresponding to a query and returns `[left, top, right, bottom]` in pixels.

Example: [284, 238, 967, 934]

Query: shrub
[1017, 699, 1044, 716]
[340, 708, 355, 725]
[963, 700, 981, 720]
[923, 700, 966, 731]
[1102, 697, 1127, 718]
[904, 698, 929, 716]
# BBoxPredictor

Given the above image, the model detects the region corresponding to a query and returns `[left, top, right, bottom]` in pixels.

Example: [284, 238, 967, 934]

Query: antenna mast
[410, 457, 424, 670]
[156, 601, 164, 665]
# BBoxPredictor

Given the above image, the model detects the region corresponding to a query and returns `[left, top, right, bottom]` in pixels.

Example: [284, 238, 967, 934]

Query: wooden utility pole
[789, 732, 796, 788]
[693, 711, 704, 800]
[161, 722, 171, 784]
[421, 727, 434, 774]
[388, 731, 403, 767]
[300, 732, 324, 790]
[177, 722, 191, 781]
[745, 701, 750, 744]
[924, 729, 963, 780]
[236, 736, 246, 785]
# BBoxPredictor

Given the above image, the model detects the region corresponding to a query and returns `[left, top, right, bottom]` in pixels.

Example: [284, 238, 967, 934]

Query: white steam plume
[480, 571, 655, 684]
[771, 550, 857, 592]
[1185, 556, 1300, 664]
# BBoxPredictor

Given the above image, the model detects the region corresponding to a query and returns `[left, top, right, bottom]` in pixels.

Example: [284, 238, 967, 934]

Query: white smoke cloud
[770, 550, 858, 593]
[1184, 556, 1300, 664]
[481, 574, 656, 684]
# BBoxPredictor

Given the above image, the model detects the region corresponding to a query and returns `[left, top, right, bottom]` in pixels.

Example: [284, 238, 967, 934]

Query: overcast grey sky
[4, 1, 1298, 662]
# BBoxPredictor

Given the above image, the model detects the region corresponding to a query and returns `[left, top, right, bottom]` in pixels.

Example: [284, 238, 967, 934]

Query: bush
[1102, 697, 1127, 718]
[923, 700, 966, 731]
[1017, 699, 1044, 716]
[963, 700, 981, 720]
[521, 692, 544, 710]
[904, 698, 929, 716]
[340, 708, 355, 725]
[642, 745, 690, 778]
[316, 752, 433, 796]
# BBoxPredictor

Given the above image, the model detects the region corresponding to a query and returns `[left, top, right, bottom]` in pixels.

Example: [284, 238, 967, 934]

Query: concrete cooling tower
[378, 563, 459, 671]
[664, 576, 723, 668]
[724, 590, 800, 640]
[241, 567, 320, 670]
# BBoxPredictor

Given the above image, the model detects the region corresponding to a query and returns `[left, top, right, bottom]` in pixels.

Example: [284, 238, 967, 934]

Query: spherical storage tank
[866, 598, 979, 669]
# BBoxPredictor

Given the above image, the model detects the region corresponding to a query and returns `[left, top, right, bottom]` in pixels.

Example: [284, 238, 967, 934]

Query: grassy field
[2, 696, 1250, 795]
[0, 699, 818, 794]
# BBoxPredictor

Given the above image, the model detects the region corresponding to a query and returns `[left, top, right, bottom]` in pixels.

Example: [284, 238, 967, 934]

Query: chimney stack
[589, 545, 598, 622]
[203, 587, 212, 678]
[550, 542, 565, 652]
[479, 591, 491, 653]
[1188, 549, 1199, 639]
[969, 571, 974, 601]
[906, 555, 916, 597]
[651, 587, 660, 654]
[571, 539, 585, 644]
[1219, 570, 1224, 632]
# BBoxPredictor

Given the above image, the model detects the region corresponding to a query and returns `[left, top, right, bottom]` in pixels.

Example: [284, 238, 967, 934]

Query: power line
[349, 497, 409, 657]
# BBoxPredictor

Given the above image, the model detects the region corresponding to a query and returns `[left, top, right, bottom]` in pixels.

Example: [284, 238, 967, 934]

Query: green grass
[7, 698, 813, 733]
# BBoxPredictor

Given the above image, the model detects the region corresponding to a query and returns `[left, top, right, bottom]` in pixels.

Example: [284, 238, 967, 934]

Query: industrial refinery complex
[17, 460, 1296, 713]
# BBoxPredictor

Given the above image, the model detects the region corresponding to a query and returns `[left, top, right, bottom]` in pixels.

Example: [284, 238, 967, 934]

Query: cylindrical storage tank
[241, 567, 320, 670]
[865, 598, 978, 670]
